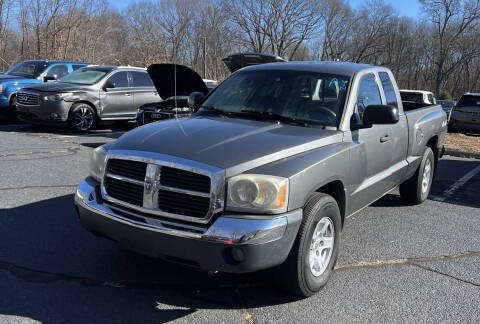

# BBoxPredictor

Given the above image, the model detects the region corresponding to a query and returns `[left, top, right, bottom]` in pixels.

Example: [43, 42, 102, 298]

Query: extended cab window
[354, 73, 382, 123]
[107, 72, 129, 88]
[200, 70, 350, 128]
[379, 72, 398, 108]
[131, 71, 154, 87]
[47, 65, 69, 78]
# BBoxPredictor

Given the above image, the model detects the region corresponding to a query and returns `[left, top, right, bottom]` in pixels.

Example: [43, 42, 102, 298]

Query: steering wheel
[305, 106, 337, 124]
[315, 106, 337, 119]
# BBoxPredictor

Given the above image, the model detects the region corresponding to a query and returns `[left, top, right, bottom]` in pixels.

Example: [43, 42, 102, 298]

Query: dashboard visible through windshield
[200, 70, 350, 128]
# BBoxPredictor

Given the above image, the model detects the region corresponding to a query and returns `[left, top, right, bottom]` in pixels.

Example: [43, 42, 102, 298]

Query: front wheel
[399, 147, 435, 204]
[274, 193, 341, 297]
[69, 103, 96, 132]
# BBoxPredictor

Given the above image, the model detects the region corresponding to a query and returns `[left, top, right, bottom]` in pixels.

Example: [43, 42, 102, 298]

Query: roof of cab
[240, 61, 377, 77]
[84, 65, 147, 72]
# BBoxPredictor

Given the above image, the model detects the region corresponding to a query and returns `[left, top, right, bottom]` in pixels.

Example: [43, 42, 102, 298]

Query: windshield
[5, 61, 50, 79]
[58, 68, 110, 85]
[200, 70, 350, 127]
[457, 95, 480, 107]
[401, 92, 423, 103]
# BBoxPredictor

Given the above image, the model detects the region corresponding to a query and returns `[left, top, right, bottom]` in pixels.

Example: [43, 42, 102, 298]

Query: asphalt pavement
[0, 123, 479, 323]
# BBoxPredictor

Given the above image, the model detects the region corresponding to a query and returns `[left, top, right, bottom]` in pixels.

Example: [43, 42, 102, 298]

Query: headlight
[226, 174, 288, 213]
[43, 92, 73, 101]
[0, 84, 3, 93]
[89, 145, 108, 182]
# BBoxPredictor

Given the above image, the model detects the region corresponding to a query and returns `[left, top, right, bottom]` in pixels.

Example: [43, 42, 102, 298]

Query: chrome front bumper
[75, 178, 302, 272]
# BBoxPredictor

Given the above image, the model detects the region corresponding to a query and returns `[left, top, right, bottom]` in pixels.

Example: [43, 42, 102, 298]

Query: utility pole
[203, 36, 207, 79]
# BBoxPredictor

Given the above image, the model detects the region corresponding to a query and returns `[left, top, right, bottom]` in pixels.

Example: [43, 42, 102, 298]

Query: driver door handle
[380, 134, 391, 143]
[124, 93, 131, 97]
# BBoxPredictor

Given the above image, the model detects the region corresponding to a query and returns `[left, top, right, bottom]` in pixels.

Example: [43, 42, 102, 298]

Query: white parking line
[436, 163, 480, 202]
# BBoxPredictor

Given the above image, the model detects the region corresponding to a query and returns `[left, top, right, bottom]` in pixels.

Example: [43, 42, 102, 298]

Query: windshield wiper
[198, 106, 232, 117]
[240, 109, 310, 127]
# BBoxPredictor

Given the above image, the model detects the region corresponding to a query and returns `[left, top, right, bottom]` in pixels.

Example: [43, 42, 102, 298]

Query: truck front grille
[104, 177, 144, 206]
[158, 189, 211, 217]
[107, 159, 147, 181]
[102, 157, 218, 223]
[159, 166, 211, 193]
[17, 92, 39, 105]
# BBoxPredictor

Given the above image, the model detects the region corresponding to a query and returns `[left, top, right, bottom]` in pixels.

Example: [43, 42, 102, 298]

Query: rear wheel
[274, 193, 341, 297]
[69, 103, 96, 132]
[400, 147, 435, 204]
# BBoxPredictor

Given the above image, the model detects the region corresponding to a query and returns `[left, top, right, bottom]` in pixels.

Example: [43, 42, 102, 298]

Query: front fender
[4, 80, 42, 101]
[246, 142, 350, 211]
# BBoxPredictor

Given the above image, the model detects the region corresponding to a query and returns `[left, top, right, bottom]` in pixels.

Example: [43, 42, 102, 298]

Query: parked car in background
[16, 65, 159, 132]
[400, 90, 436, 105]
[222, 52, 286, 72]
[136, 64, 209, 126]
[136, 53, 286, 126]
[449, 93, 480, 132]
[76, 62, 447, 297]
[0, 60, 88, 120]
[437, 99, 456, 121]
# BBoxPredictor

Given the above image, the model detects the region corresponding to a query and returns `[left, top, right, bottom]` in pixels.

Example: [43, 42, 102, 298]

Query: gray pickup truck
[75, 62, 447, 297]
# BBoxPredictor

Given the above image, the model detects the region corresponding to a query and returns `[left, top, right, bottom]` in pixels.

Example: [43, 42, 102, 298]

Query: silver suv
[16, 65, 160, 132]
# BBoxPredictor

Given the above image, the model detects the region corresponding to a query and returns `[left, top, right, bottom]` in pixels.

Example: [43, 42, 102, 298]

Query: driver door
[348, 73, 398, 210]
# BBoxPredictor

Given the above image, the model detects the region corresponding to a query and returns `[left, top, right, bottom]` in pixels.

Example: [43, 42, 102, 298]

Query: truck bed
[402, 103, 447, 181]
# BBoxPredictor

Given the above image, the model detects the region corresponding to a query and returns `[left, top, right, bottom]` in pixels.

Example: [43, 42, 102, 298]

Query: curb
[444, 149, 480, 160]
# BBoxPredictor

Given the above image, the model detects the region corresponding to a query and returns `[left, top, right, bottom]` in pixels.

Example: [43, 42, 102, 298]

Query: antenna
[173, 37, 178, 120]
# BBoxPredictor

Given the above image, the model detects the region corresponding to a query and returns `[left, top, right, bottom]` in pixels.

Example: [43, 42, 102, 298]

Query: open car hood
[222, 53, 286, 73]
[147, 64, 209, 100]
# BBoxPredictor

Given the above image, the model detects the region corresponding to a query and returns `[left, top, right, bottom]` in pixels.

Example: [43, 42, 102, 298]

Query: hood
[21, 82, 92, 92]
[0, 74, 25, 82]
[222, 53, 287, 73]
[147, 64, 208, 99]
[110, 117, 342, 176]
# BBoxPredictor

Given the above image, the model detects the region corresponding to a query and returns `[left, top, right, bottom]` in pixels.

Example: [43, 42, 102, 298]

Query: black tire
[69, 103, 96, 132]
[274, 193, 341, 297]
[399, 147, 435, 204]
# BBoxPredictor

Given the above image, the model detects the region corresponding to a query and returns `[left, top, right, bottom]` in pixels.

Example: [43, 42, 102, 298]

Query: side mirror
[43, 75, 57, 82]
[363, 105, 399, 125]
[102, 80, 114, 91]
[188, 92, 204, 108]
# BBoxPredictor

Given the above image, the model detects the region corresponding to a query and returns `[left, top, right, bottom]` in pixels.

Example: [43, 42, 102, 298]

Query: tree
[420, 0, 480, 96]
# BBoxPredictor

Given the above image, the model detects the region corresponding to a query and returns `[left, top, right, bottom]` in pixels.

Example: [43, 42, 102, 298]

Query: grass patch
[444, 132, 480, 155]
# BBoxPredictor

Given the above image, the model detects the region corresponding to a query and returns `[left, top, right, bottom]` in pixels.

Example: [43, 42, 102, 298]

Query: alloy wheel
[73, 107, 94, 131]
[309, 217, 335, 277]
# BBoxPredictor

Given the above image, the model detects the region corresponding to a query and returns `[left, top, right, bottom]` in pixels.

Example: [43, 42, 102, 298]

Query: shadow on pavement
[370, 158, 480, 209]
[0, 120, 135, 140]
[0, 194, 297, 323]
